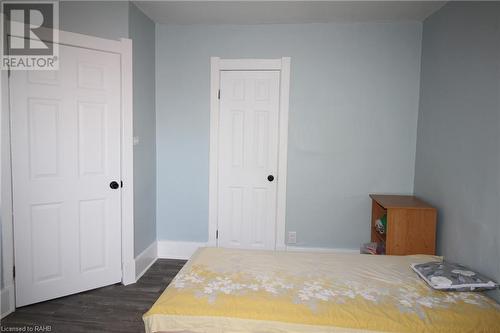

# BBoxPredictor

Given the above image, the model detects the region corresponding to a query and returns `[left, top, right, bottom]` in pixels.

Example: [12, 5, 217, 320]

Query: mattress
[143, 247, 500, 333]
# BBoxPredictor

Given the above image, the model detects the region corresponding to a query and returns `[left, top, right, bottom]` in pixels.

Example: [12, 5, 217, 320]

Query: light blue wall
[156, 22, 423, 247]
[414, 2, 500, 302]
[60, 1, 129, 40]
[129, 3, 157, 256]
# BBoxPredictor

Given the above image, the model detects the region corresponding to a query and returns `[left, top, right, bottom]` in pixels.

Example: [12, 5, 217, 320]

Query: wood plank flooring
[1, 259, 186, 333]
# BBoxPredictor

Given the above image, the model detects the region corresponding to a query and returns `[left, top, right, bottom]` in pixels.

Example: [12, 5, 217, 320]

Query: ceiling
[133, 1, 446, 25]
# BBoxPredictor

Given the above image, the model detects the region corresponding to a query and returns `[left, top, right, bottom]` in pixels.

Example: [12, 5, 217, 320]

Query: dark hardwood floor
[1, 259, 186, 333]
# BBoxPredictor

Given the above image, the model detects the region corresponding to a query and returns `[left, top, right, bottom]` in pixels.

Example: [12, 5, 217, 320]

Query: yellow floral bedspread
[144, 247, 500, 333]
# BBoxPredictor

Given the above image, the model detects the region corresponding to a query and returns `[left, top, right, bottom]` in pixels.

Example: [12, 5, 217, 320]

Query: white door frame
[208, 57, 291, 250]
[1, 47, 15, 319]
[2, 28, 135, 314]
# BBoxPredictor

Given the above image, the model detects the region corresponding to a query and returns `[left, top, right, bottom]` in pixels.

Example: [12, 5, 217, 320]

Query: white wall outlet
[288, 231, 297, 244]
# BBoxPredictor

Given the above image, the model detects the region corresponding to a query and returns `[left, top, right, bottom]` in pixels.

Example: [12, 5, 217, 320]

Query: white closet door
[11, 44, 122, 306]
[217, 70, 280, 250]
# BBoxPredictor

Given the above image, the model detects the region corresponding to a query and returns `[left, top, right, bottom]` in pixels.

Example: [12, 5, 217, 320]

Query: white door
[10, 44, 122, 306]
[217, 71, 281, 250]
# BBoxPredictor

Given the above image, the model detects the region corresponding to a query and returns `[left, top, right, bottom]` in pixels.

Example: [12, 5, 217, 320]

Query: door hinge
[216, 230, 219, 239]
[13, 266, 15, 279]
[217, 90, 220, 100]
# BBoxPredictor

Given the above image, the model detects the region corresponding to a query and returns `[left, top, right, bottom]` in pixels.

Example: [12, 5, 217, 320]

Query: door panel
[77, 102, 107, 175]
[217, 71, 280, 250]
[31, 203, 63, 283]
[28, 99, 60, 178]
[79, 199, 107, 272]
[11, 44, 122, 307]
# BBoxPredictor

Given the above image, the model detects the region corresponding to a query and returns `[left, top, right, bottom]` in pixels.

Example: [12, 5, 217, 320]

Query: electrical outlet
[288, 231, 297, 244]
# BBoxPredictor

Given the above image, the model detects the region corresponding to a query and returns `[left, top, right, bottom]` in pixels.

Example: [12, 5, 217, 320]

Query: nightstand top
[369, 194, 435, 210]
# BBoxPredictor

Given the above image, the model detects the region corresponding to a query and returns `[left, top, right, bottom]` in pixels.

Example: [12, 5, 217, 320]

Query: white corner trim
[1, 66, 15, 316]
[208, 57, 291, 250]
[285, 246, 359, 254]
[135, 241, 158, 281]
[275, 57, 291, 251]
[1, 283, 15, 319]
[207, 56, 220, 248]
[122, 259, 136, 287]
[120, 37, 135, 285]
[157, 241, 207, 260]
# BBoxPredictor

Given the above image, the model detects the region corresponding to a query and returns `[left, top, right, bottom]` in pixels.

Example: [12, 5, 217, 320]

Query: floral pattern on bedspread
[171, 263, 498, 320]
[144, 247, 500, 333]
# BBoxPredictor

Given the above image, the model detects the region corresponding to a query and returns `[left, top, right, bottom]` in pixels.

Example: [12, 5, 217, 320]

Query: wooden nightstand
[369, 194, 437, 255]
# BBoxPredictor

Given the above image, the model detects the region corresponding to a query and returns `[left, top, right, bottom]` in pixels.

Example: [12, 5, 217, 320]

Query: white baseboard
[157, 240, 207, 260]
[1, 283, 15, 319]
[135, 241, 158, 281]
[285, 246, 359, 254]
[156, 240, 358, 259]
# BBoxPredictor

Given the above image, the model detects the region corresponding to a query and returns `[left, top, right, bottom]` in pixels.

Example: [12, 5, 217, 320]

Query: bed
[143, 247, 500, 333]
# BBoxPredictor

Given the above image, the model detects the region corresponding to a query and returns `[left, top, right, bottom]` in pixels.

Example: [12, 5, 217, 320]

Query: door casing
[208, 57, 291, 250]
[3, 28, 135, 312]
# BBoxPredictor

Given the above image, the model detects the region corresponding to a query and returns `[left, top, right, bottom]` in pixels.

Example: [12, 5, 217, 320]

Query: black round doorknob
[109, 181, 119, 189]
[267, 175, 274, 182]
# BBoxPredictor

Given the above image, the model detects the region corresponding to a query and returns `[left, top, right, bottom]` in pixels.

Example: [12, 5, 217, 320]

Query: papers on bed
[411, 261, 499, 291]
